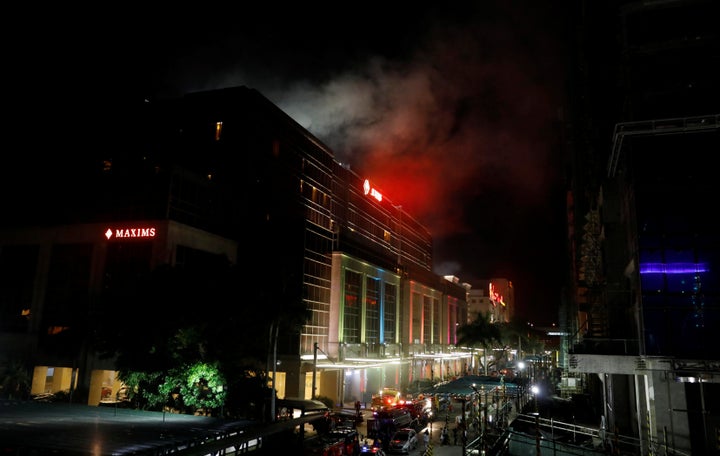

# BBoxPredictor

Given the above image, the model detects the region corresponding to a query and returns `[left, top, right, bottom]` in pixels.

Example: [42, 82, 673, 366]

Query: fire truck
[370, 388, 401, 411]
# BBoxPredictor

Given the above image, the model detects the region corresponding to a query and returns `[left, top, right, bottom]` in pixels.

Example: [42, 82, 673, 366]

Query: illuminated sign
[489, 282, 506, 307]
[640, 262, 708, 274]
[105, 227, 157, 240]
[363, 179, 383, 202]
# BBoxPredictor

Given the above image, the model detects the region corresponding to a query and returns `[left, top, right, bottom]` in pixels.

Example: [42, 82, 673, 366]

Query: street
[353, 406, 480, 456]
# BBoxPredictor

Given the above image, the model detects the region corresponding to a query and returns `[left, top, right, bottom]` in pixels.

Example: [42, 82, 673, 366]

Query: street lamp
[530, 412, 541, 456]
[517, 361, 526, 378]
[471, 383, 487, 452]
[312, 342, 318, 399]
[500, 374, 506, 427]
[531, 384, 540, 413]
[218, 384, 225, 419]
[459, 395, 467, 455]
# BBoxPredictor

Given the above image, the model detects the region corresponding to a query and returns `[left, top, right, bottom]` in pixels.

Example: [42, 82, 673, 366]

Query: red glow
[361, 151, 464, 238]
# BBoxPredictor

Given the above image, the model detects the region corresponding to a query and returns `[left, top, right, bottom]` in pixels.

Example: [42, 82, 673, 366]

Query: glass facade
[343, 270, 362, 344]
[422, 296, 432, 344]
[365, 277, 380, 345]
[383, 283, 397, 343]
[633, 137, 719, 358]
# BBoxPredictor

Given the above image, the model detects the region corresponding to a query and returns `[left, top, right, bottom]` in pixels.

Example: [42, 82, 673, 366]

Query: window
[343, 270, 362, 343]
[423, 296, 432, 344]
[365, 277, 380, 345]
[383, 283, 397, 343]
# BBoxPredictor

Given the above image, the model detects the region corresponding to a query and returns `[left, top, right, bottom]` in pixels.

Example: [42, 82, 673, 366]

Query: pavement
[0, 399, 518, 456]
[0, 400, 256, 455]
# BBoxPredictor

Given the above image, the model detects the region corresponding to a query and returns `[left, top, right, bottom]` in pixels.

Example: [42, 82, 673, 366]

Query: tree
[91, 253, 309, 419]
[456, 311, 502, 375]
[495, 320, 546, 359]
[0, 357, 31, 400]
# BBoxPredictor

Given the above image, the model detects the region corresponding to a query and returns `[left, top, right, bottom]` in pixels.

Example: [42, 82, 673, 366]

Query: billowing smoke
[180, 3, 567, 293]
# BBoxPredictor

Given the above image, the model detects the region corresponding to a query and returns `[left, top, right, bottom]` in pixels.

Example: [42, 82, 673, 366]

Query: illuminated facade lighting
[639, 262, 708, 274]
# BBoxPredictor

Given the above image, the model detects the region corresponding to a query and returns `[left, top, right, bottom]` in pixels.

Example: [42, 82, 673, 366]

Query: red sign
[363, 179, 383, 202]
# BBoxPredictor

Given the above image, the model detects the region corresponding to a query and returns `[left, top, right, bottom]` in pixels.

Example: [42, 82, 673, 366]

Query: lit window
[215, 121, 223, 141]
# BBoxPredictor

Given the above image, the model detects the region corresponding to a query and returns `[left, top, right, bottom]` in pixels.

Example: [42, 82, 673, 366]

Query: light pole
[492, 386, 498, 428]
[517, 361, 526, 412]
[460, 396, 467, 455]
[531, 412, 541, 456]
[268, 321, 279, 422]
[312, 342, 318, 399]
[481, 384, 488, 435]
[470, 383, 485, 455]
[219, 384, 225, 420]
[517, 361, 526, 379]
[531, 384, 540, 413]
[500, 374, 506, 427]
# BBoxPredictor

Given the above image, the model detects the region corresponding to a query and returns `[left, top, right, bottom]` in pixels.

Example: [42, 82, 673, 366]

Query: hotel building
[0, 86, 469, 407]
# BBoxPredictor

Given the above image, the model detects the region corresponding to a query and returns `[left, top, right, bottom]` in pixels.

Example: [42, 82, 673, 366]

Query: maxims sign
[105, 227, 157, 240]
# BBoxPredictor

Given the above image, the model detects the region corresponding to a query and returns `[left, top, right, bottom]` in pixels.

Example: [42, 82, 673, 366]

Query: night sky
[9, 2, 572, 325]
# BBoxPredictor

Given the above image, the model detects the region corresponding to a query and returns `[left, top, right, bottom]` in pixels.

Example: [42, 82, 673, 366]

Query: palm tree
[456, 311, 502, 375]
[495, 320, 529, 363]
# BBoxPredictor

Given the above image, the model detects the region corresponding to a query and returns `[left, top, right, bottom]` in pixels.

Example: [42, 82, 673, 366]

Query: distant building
[467, 279, 513, 324]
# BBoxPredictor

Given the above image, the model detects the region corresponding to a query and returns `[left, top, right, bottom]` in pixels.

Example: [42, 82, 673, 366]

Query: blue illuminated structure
[639, 263, 709, 274]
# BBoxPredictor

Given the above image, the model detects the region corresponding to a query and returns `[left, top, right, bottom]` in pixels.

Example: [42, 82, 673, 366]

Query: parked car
[387, 428, 418, 454]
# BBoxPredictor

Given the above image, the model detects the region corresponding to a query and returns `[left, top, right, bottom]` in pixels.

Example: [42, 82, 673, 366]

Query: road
[352, 406, 488, 456]
[0, 399, 515, 455]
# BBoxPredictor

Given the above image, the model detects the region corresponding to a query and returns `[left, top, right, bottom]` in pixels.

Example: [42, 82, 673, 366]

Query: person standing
[423, 429, 430, 450]
[441, 426, 449, 445]
[352, 435, 361, 456]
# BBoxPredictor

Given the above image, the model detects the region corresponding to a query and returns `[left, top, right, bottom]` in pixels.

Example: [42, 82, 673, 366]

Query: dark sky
[12, 2, 571, 325]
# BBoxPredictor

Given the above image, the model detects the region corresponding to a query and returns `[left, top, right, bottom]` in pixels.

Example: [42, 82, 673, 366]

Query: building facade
[562, 1, 719, 454]
[0, 86, 469, 408]
[467, 279, 513, 324]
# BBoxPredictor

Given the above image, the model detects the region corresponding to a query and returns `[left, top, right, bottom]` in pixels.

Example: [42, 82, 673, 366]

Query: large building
[0, 86, 469, 408]
[562, 0, 719, 454]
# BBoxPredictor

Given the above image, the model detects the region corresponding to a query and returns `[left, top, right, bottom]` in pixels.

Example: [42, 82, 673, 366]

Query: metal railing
[463, 413, 693, 456]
